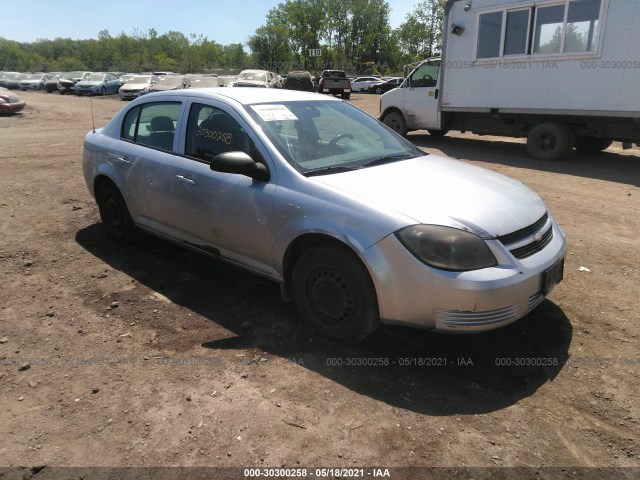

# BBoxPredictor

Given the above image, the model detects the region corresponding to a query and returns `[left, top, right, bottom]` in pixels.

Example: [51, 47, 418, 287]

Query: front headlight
[396, 225, 497, 272]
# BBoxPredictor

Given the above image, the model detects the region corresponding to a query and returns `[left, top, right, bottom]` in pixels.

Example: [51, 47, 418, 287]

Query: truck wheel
[292, 245, 380, 343]
[574, 137, 613, 153]
[341, 93, 351, 100]
[428, 129, 449, 137]
[526, 123, 571, 161]
[383, 111, 407, 136]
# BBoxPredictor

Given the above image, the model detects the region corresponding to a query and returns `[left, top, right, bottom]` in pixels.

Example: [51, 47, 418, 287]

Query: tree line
[0, 0, 444, 76]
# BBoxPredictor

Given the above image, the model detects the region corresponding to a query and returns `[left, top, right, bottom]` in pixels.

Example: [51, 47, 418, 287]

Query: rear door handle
[176, 174, 196, 185]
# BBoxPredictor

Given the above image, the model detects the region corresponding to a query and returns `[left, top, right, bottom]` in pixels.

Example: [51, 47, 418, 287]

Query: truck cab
[381, 58, 443, 136]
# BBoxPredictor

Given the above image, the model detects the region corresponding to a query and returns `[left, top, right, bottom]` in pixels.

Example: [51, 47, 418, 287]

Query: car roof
[142, 88, 340, 106]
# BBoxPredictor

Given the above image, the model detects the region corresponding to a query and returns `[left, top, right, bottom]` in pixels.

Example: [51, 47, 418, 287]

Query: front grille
[497, 213, 548, 244]
[497, 212, 554, 260]
[435, 305, 519, 328]
[509, 227, 554, 259]
[527, 292, 545, 312]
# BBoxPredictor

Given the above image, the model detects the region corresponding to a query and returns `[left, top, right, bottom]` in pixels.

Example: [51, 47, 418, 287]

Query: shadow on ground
[409, 133, 640, 187]
[77, 224, 572, 416]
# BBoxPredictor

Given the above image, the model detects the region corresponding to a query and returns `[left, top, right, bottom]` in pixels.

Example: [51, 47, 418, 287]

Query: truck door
[403, 62, 441, 130]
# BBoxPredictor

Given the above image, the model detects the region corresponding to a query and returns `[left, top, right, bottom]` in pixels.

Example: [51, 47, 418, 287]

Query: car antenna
[89, 96, 96, 133]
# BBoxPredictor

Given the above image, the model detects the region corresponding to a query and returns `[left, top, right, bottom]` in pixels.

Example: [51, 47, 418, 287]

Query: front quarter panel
[269, 168, 414, 279]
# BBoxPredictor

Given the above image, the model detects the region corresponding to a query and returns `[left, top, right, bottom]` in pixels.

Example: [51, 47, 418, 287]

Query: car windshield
[62, 72, 88, 80]
[23, 74, 41, 80]
[247, 100, 424, 175]
[191, 77, 220, 87]
[239, 72, 267, 82]
[130, 76, 152, 84]
[157, 76, 183, 86]
[88, 74, 105, 81]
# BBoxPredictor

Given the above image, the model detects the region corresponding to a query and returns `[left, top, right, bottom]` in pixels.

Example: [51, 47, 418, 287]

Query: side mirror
[211, 151, 270, 182]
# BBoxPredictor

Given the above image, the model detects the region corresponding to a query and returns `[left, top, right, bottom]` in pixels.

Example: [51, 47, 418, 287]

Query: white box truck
[380, 0, 640, 160]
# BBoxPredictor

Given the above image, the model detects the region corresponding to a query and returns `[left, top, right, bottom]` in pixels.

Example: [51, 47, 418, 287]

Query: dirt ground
[1, 90, 639, 476]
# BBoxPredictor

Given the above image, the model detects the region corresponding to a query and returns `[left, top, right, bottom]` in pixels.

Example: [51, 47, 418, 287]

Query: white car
[83, 89, 566, 342]
[351, 76, 382, 92]
[118, 75, 158, 100]
[19, 73, 53, 91]
[233, 70, 280, 88]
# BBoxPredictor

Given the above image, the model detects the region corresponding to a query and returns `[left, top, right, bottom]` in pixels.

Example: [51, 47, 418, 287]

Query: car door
[402, 61, 441, 130]
[114, 100, 183, 232]
[170, 100, 276, 276]
[105, 74, 118, 93]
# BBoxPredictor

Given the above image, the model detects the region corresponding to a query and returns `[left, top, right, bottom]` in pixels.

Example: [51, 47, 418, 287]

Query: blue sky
[3, 0, 419, 46]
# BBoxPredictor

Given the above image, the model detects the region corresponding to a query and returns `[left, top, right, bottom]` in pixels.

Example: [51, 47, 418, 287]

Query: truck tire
[526, 123, 571, 161]
[574, 136, 613, 153]
[341, 92, 351, 100]
[382, 111, 407, 136]
[428, 129, 449, 137]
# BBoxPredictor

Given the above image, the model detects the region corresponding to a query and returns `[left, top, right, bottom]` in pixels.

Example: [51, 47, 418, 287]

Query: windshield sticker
[251, 105, 298, 122]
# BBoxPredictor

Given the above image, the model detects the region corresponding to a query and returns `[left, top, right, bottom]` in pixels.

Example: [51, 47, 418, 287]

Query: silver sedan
[82, 89, 567, 342]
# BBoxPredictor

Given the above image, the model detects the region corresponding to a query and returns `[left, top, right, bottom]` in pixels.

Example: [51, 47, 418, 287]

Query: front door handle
[115, 156, 131, 165]
[176, 174, 196, 185]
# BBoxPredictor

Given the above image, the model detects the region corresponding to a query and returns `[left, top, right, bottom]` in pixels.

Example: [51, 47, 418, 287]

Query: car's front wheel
[97, 182, 139, 242]
[292, 245, 380, 343]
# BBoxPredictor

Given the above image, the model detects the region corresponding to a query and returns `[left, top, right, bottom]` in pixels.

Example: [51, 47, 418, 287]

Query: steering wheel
[328, 133, 354, 147]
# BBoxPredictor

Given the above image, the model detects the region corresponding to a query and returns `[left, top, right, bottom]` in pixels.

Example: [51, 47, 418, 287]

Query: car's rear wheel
[526, 122, 571, 161]
[574, 136, 613, 153]
[97, 182, 140, 242]
[382, 111, 407, 136]
[100, 86, 106, 96]
[292, 245, 380, 343]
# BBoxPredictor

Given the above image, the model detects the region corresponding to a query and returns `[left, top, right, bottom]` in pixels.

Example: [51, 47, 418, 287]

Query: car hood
[310, 155, 546, 237]
[234, 80, 267, 87]
[150, 85, 178, 91]
[121, 83, 149, 89]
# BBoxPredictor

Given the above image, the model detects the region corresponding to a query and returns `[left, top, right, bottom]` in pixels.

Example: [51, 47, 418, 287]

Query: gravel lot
[1, 90, 639, 476]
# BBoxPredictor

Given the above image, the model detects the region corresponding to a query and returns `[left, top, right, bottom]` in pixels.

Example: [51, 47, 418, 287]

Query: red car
[0, 87, 26, 114]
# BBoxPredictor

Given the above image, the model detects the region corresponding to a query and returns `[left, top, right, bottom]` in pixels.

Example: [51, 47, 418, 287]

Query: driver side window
[409, 63, 440, 88]
[185, 103, 252, 162]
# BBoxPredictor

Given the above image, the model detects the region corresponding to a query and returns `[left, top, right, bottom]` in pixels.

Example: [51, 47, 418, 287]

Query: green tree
[397, 0, 445, 62]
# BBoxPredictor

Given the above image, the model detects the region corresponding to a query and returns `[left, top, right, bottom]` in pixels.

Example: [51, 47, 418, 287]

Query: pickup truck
[318, 70, 351, 99]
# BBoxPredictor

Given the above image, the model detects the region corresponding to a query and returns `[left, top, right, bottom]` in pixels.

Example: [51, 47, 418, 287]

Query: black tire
[341, 93, 351, 100]
[100, 86, 106, 96]
[382, 111, 407, 136]
[374, 86, 383, 94]
[526, 123, 571, 161]
[428, 129, 449, 137]
[292, 245, 380, 343]
[97, 182, 140, 242]
[574, 136, 613, 153]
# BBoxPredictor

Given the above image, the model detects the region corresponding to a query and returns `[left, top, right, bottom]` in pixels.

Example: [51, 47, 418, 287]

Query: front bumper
[364, 220, 567, 333]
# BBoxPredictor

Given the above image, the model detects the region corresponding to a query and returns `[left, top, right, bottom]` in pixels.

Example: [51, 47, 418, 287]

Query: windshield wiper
[362, 153, 415, 168]
[305, 165, 359, 177]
